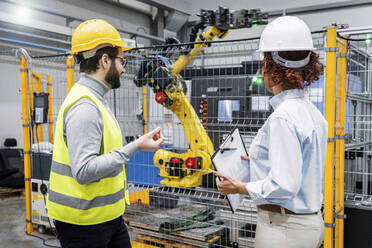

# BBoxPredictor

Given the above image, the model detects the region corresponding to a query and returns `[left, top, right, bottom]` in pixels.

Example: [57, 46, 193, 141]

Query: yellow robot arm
[133, 7, 267, 188]
[153, 26, 230, 188]
[172, 26, 229, 74]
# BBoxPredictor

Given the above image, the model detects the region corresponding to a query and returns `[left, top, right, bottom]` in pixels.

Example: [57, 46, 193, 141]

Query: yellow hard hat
[71, 19, 130, 55]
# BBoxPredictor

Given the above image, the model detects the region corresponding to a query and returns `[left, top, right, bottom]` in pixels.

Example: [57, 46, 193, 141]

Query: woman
[214, 16, 327, 248]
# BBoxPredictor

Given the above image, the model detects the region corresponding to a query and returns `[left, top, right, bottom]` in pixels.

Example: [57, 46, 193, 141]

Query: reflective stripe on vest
[51, 160, 123, 181]
[48, 188, 125, 210]
[46, 83, 129, 225]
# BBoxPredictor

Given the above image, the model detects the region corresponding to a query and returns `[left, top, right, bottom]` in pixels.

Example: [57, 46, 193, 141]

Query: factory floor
[0, 196, 59, 248]
[0, 195, 141, 248]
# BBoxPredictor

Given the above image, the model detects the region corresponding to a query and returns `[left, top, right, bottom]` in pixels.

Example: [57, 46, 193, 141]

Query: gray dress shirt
[63, 73, 138, 185]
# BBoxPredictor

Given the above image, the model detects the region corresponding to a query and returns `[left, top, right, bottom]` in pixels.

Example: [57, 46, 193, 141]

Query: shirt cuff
[122, 142, 139, 158]
[246, 181, 267, 206]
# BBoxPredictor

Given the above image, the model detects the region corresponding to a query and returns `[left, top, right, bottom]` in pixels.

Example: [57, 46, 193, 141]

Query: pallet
[128, 204, 226, 241]
[0, 187, 24, 198]
[137, 234, 195, 248]
[128, 226, 222, 248]
[131, 240, 159, 248]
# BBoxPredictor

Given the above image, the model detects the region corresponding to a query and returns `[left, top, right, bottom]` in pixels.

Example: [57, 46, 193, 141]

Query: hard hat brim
[257, 47, 315, 52]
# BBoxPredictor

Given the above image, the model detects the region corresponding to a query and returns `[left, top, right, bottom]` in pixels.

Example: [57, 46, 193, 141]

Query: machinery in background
[30, 150, 53, 233]
[29, 77, 54, 233]
[33, 92, 49, 125]
[133, 6, 267, 188]
[31, 180, 51, 233]
[187, 62, 272, 150]
[185, 63, 272, 188]
[344, 202, 372, 248]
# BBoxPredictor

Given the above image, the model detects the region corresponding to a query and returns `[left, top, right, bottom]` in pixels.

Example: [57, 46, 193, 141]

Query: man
[214, 16, 327, 248]
[46, 19, 164, 248]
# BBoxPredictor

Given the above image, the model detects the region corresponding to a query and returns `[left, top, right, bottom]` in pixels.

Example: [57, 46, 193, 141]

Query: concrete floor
[0, 196, 60, 248]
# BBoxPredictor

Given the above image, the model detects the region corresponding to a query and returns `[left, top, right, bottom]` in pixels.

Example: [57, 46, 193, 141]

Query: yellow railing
[142, 86, 147, 134]
[47, 75, 54, 143]
[324, 25, 348, 248]
[20, 56, 34, 234]
[324, 25, 337, 248]
[335, 37, 347, 248]
[66, 56, 74, 93]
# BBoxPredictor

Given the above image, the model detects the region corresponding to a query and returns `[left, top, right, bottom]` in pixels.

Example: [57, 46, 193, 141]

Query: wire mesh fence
[342, 31, 372, 207]
[120, 32, 326, 247]
[27, 54, 75, 144]
[7, 27, 372, 247]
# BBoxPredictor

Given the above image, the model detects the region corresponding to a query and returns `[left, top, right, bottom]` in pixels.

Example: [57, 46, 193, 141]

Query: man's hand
[134, 127, 164, 152]
[213, 171, 248, 195]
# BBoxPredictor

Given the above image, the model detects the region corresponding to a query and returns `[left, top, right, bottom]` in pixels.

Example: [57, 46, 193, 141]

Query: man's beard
[105, 62, 121, 89]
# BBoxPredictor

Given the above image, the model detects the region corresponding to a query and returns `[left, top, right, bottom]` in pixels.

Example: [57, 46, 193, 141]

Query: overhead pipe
[0, 37, 70, 53]
[0, 27, 70, 45]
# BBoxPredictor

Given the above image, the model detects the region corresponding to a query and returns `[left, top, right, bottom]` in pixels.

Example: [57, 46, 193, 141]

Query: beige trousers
[255, 209, 324, 248]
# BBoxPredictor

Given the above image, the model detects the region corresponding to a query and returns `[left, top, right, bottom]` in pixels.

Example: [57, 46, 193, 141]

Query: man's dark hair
[79, 46, 119, 74]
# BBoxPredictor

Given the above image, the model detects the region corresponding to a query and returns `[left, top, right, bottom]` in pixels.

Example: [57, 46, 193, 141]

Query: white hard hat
[258, 16, 314, 52]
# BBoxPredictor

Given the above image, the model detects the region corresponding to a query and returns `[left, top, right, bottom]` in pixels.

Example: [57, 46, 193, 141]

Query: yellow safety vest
[46, 83, 130, 225]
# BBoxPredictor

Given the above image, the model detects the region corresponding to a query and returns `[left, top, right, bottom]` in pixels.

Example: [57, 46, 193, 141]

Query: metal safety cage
[342, 32, 372, 205]
[30, 55, 76, 129]
[339, 30, 372, 248]
[120, 32, 326, 248]
[3, 30, 328, 247]
[7, 47, 77, 235]
[321, 26, 372, 248]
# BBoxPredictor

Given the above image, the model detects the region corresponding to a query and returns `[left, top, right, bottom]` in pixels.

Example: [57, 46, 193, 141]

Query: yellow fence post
[47, 75, 54, 143]
[324, 25, 337, 248]
[36, 73, 43, 142]
[142, 86, 147, 134]
[335, 37, 347, 248]
[66, 56, 74, 93]
[20, 56, 34, 234]
[29, 70, 36, 144]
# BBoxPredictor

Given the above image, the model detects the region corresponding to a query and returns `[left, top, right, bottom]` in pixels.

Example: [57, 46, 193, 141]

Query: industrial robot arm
[133, 6, 267, 188]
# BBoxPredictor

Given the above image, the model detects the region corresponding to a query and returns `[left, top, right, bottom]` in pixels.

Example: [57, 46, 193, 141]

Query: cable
[25, 232, 60, 248]
[346, 41, 351, 99]
[128, 29, 325, 52]
[26, 30, 327, 57]
[30, 53, 70, 59]
[337, 32, 371, 42]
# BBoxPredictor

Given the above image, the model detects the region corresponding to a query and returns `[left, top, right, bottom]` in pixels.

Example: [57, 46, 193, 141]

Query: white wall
[0, 55, 22, 148]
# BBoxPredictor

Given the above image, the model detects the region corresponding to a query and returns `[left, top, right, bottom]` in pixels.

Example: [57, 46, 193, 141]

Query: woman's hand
[134, 127, 164, 152]
[241, 154, 250, 161]
[213, 171, 248, 195]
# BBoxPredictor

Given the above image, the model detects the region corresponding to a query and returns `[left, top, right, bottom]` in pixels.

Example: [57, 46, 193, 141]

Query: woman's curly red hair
[262, 51, 323, 90]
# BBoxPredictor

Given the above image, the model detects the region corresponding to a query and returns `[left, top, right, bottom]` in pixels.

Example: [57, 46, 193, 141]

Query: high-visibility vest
[46, 83, 130, 225]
